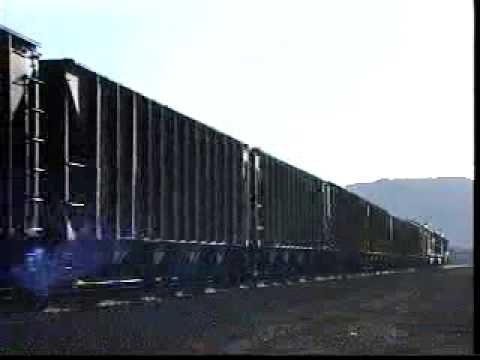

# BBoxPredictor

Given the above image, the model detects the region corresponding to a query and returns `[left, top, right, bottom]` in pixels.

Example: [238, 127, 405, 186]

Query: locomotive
[0, 25, 448, 298]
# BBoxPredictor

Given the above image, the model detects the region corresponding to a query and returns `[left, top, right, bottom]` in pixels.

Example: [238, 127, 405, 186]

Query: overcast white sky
[2, 0, 473, 187]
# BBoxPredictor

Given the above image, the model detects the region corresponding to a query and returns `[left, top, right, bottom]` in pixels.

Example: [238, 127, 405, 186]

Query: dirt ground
[0, 266, 473, 355]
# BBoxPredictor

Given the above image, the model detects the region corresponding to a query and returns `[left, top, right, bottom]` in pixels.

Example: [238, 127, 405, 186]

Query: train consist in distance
[0, 25, 449, 296]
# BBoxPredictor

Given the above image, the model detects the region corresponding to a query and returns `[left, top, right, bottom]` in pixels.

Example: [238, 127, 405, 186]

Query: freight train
[0, 25, 448, 297]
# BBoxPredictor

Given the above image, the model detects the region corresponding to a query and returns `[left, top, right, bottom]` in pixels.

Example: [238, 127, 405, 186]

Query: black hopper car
[0, 25, 449, 298]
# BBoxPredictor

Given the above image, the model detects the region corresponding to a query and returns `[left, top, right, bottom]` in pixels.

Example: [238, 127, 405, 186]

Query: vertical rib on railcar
[185, 116, 196, 241]
[99, 78, 118, 241]
[135, 94, 150, 240]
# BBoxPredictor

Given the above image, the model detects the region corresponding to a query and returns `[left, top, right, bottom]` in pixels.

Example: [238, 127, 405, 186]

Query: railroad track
[0, 267, 427, 318]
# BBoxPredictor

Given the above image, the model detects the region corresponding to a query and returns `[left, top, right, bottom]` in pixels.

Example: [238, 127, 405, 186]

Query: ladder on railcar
[64, 72, 87, 214]
[321, 182, 337, 251]
[60, 71, 89, 283]
[14, 50, 47, 239]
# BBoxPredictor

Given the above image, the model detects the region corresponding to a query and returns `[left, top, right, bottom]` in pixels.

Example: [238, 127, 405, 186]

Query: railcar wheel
[282, 254, 289, 279]
[199, 248, 214, 284]
[224, 250, 245, 287]
[266, 250, 277, 279]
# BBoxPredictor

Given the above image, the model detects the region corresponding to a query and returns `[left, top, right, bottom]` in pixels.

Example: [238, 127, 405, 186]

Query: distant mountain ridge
[346, 177, 473, 250]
